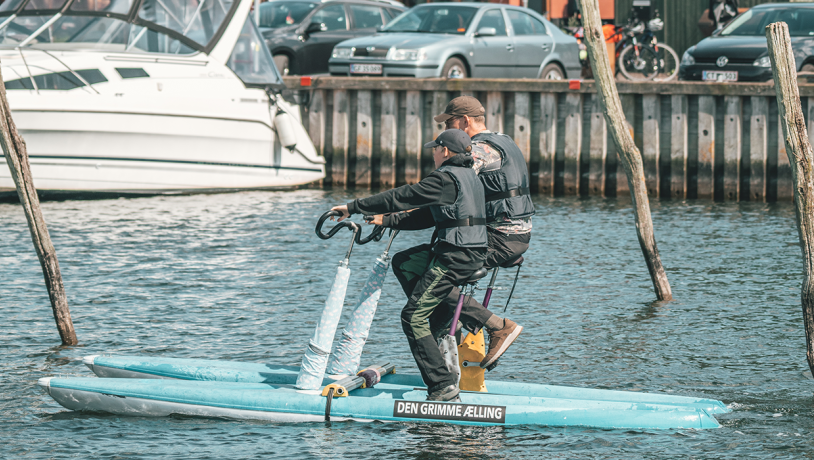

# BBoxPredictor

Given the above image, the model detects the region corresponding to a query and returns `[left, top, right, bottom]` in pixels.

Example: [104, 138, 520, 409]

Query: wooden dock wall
[284, 77, 814, 201]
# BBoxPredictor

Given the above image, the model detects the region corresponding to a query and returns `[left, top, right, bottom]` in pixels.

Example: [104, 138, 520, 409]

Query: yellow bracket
[321, 382, 352, 397]
[458, 329, 487, 392]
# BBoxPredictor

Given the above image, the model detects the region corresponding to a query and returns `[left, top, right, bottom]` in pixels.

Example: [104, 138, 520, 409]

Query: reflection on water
[2, 191, 813, 458]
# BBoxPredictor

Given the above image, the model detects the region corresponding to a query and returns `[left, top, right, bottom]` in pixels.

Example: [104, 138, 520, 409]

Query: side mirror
[476, 27, 497, 37]
[306, 22, 327, 34]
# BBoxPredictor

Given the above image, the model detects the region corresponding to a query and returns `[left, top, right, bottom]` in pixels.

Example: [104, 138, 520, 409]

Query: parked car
[259, 0, 406, 75]
[327, 2, 580, 79]
[679, 3, 814, 82]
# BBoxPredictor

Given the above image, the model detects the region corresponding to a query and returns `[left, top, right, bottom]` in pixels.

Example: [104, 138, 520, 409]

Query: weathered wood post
[577, 0, 673, 300]
[0, 70, 77, 345]
[766, 21, 814, 376]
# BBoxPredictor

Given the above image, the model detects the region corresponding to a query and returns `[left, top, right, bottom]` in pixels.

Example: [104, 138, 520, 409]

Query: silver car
[328, 2, 580, 79]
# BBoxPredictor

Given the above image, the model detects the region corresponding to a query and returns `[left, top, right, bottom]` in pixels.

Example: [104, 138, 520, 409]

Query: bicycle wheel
[652, 43, 679, 82]
[618, 44, 659, 81]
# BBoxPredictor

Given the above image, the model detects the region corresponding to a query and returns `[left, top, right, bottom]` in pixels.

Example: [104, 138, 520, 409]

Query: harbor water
[1, 190, 813, 459]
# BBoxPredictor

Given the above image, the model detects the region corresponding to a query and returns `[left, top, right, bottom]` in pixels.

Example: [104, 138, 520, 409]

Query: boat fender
[273, 107, 298, 151]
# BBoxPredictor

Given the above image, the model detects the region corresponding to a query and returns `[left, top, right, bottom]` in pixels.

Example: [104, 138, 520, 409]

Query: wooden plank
[670, 95, 688, 199]
[355, 90, 373, 188]
[723, 96, 742, 201]
[513, 92, 531, 167]
[616, 94, 634, 197]
[379, 90, 397, 189]
[331, 89, 349, 187]
[404, 90, 422, 184]
[432, 91, 447, 140]
[749, 96, 768, 202]
[642, 94, 660, 197]
[809, 97, 814, 150]
[563, 93, 583, 195]
[538, 93, 557, 195]
[777, 114, 793, 200]
[307, 89, 325, 156]
[696, 96, 715, 199]
[486, 91, 503, 133]
[588, 93, 606, 196]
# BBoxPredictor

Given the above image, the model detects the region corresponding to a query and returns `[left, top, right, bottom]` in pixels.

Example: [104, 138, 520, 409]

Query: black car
[259, 0, 406, 76]
[679, 3, 814, 82]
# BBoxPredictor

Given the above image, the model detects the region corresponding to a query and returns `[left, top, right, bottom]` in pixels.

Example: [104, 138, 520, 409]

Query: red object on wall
[548, 0, 614, 20]
[300, 76, 312, 87]
[568, 79, 581, 90]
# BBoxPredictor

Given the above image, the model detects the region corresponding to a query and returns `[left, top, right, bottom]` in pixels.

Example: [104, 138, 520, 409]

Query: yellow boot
[458, 329, 487, 392]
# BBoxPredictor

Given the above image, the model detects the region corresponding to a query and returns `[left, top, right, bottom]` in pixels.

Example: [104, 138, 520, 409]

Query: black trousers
[392, 244, 482, 392]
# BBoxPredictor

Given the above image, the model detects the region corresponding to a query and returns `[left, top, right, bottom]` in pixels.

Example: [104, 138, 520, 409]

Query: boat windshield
[0, 0, 239, 52]
[258, 1, 317, 29]
[227, 14, 283, 88]
[721, 8, 814, 37]
[382, 5, 476, 34]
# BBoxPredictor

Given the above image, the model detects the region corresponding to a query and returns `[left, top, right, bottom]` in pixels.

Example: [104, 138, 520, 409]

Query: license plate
[350, 64, 382, 75]
[703, 70, 738, 82]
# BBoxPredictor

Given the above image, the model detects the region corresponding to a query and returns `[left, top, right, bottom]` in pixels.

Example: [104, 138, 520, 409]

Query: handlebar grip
[356, 225, 386, 245]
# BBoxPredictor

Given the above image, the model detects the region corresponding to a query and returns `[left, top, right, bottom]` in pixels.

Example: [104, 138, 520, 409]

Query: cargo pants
[391, 244, 482, 393]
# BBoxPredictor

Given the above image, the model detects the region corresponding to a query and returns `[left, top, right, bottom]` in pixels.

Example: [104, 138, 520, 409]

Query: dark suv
[260, 0, 406, 76]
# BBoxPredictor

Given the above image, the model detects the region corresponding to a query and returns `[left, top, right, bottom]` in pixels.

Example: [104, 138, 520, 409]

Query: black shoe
[426, 384, 460, 401]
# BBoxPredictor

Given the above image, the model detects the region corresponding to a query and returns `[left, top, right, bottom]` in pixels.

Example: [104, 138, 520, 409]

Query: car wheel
[802, 63, 814, 73]
[541, 63, 564, 80]
[273, 54, 290, 76]
[441, 58, 467, 79]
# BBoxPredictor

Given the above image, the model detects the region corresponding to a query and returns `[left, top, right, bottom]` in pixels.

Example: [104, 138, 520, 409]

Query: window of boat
[382, 5, 476, 34]
[0, 0, 26, 13]
[23, 0, 69, 11]
[311, 4, 346, 32]
[5, 68, 107, 90]
[0, 16, 50, 45]
[12, 16, 195, 54]
[722, 8, 814, 37]
[70, 0, 135, 15]
[476, 9, 507, 36]
[137, 0, 235, 47]
[227, 14, 283, 88]
[258, 1, 317, 29]
[349, 4, 384, 30]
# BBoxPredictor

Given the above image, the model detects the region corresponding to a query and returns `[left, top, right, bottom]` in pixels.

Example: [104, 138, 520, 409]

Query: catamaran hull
[38, 377, 723, 429]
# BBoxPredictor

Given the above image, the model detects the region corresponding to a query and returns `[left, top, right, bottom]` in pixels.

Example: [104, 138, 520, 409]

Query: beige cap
[433, 96, 485, 123]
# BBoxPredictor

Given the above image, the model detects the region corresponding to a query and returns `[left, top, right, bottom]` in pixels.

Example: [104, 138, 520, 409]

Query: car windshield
[382, 5, 476, 34]
[258, 1, 318, 28]
[721, 8, 814, 37]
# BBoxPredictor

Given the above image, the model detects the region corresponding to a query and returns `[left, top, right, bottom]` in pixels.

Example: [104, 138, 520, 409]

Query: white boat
[0, 0, 325, 196]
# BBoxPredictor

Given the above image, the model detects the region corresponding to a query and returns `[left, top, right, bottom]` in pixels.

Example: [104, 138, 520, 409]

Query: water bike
[38, 212, 730, 429]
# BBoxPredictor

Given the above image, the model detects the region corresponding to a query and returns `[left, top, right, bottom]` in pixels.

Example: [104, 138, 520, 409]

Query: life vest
[430, 161, 488, 248]
[470, 132, 536, 222]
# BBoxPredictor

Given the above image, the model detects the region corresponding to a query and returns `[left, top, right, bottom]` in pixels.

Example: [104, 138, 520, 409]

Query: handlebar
[315, 211, 386, 245]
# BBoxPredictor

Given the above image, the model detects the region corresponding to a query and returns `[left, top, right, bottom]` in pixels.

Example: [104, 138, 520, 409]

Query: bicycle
[613, 16, 679, 81]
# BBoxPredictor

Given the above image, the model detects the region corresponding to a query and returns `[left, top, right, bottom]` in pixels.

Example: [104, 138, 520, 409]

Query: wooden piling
[777, 120, 794, 201]
[616, 94, 634, 198]
[697, 96, 716, 199]
[538, 93, 557, 195]
[578, 0, 673, 300]
[379, 90, 397, 188]
[766, 21, 814, 379]
[589, 93, 607, 196]
[0, 71, 77, 345]
[750, 96, 768, 201]
[642, 94, 660, 197]
[404, 91, 422, 184]
[513, 92, 531, 169]
[670, 95, 688, 199]
[723, 96, 742, 201]
[355, 90, 373, 188]
[486, 91, 503, 133]
[331, 89, 349, 186]
[563, 93, 583, 195]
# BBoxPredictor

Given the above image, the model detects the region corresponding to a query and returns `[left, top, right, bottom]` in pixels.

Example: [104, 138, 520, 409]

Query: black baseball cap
[423, 129, 471, 154]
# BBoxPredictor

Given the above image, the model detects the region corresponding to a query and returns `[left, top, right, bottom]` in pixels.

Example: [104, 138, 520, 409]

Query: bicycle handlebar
[315, 211, 385, 245]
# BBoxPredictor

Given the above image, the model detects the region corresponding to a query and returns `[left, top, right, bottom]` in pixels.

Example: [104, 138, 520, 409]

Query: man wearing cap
[433, 96, 534, 370]
[330, 129, 521, 402]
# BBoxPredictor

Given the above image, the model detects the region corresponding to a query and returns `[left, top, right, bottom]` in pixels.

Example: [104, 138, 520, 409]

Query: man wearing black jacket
[435, 96, 535, 370]
[331, 129, 522, 402]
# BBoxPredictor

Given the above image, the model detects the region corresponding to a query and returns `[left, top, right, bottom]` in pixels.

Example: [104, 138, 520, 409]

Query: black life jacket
[470, 132, 535, 221]
[430, 160, 488, 248]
